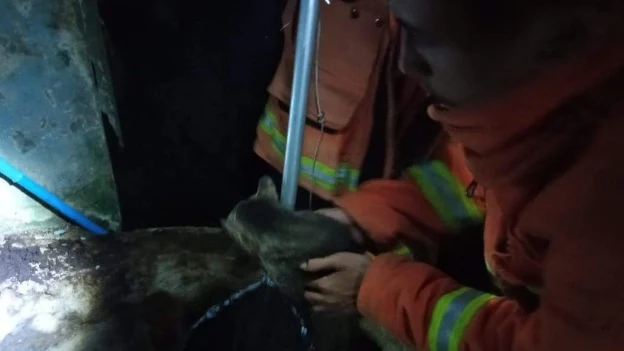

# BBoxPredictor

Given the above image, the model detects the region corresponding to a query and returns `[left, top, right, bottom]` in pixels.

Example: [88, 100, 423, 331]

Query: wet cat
[221, 176, 360, 302]
[220, 176, 414, 351]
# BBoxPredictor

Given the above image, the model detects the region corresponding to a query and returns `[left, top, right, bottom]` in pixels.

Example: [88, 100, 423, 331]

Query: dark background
[95, 3, 493, 348]
[97, 0, 490, 293]
[98, 0, 285, 230]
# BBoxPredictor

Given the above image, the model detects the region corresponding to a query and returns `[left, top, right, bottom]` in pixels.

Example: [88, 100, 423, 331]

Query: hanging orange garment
[355, 42, 624, 351]
[254, 0, 425, 200]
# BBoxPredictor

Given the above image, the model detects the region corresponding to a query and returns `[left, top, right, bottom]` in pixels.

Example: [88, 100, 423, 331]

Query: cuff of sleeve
[357, 253, 433, 318]
[335, 190, 406, 250]
[356, 253, 460, 347]
[335, 182, 445, 255]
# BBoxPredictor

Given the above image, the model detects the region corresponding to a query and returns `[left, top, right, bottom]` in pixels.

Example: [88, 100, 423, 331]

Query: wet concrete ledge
[0, 226, 413, 350]
[0, 226, 260, 350]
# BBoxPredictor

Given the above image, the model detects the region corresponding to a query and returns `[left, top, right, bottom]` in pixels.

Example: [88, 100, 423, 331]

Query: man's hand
[300, 252, 372, 315]
[315, 208, 366, 245]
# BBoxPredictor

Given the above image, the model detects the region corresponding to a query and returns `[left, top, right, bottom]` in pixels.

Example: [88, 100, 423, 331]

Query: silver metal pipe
[280, 0, 321, 209]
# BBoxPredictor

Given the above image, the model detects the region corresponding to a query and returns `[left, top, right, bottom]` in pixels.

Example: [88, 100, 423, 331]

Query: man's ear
[256, 176, 279, 201]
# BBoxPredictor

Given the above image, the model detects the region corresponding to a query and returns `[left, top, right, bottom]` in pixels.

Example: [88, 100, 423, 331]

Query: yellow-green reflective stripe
[428, 287, 496, 351]
[408, 165, 452, 227]
[407, 161, 482, 232]
[392, 244, 413, 257]
[260, 111, 336, 191]
[336, 166, 359, 191]
[259, 109, 360, 191]
[430, 161, 483, 221]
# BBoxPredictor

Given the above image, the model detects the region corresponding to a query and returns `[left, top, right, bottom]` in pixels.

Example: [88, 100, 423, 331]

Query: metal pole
[280, 0, 321, 209]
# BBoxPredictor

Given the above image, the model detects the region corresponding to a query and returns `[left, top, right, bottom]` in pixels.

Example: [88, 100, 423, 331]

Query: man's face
[390, 0, 564, 107]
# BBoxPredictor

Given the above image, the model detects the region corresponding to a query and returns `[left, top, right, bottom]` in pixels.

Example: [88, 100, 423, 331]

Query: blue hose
[0, 156, 109, 235]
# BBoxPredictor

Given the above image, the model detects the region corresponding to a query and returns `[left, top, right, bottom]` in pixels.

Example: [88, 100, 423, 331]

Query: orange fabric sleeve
[357, 143, 624, 351]
[334, 177, 447, 252]
[334, 140, 476, 252]
[357, 254, 463, 347]
[357, 222, 624, 351]
[357, 254, 529, 350]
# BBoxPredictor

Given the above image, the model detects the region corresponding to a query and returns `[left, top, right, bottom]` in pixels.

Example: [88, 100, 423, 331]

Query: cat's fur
[219, 176, 413, 351]
[221, 176, 360, 301]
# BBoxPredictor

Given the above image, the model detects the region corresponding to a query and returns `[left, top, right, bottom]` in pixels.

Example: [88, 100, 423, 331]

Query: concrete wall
[0, 0, 121, 233]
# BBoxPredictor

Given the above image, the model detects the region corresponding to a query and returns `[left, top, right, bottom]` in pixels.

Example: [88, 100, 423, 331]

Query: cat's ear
[256, 176, 279, 201]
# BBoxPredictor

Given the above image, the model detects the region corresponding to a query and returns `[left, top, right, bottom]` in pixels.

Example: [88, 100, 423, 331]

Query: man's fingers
[312, 304, 330, 313]
[305, 275, 332, 292]
[315, 208, 352, 225]
[304, 291, 327, 305]
[300, 252, 352, 272]
[300, 255, 338, 272]
[304, 291, 334, 314]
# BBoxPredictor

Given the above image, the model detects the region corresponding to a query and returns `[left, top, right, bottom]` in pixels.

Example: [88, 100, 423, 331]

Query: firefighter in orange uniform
[253, 0, 481, 260]
[300, 1, 624, 350]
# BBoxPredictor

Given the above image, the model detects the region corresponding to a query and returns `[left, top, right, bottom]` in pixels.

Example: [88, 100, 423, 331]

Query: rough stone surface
[0, 0, 121, 233]
[0, 226, 259, 351]
[0, 225, 413, 351]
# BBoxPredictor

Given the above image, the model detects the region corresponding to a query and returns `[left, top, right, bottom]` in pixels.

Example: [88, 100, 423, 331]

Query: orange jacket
[255, 0, 481, 256]
[336, 140, 480, 259]
[254, 0, 426, 200]
[353, 43, 624, 350]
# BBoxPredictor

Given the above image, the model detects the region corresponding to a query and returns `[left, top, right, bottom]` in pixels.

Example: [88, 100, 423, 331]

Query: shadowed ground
[0, 226, 414, 350]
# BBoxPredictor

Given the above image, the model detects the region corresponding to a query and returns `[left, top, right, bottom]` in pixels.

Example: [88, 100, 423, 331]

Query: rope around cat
[186, 275, 315, 350]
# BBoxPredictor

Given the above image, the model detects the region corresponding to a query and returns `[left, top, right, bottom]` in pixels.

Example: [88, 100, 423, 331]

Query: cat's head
[222, 176, 359, 300]
[221, 176, 283, 255]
